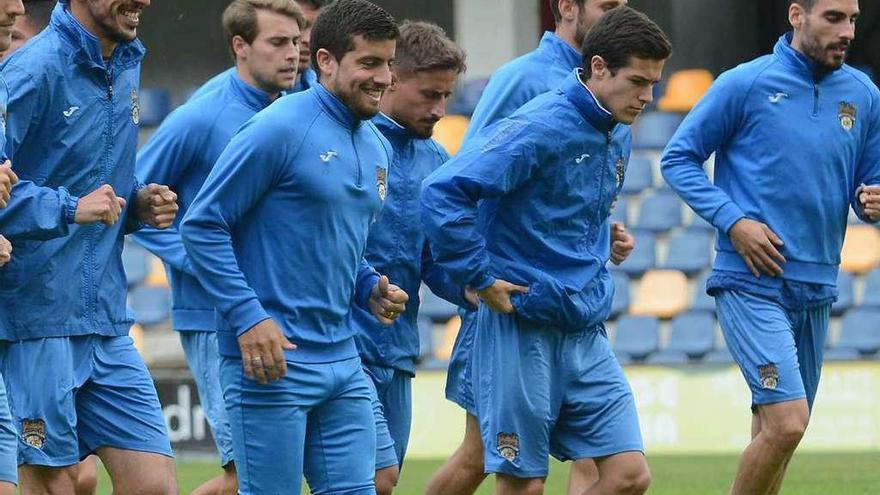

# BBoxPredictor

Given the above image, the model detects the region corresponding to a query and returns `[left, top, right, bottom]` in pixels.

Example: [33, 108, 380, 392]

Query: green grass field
[94, 452, 880, 494]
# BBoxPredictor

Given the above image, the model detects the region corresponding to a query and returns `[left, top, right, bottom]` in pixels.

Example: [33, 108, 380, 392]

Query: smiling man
[180, 1, 408, 493]
[422, 7, 670, 495]
[662, 1, 880, 494]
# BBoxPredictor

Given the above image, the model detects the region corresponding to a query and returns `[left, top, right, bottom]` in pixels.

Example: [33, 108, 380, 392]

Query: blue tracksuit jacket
[422, 70, 629, 332]
[662, 33, 880, 288]
[133, 72, 274, 332]
[352, 113, 470, 374]
[190, 66, 317, 102]
[0, 3, 146, 340]
[181, 82, 393, 363]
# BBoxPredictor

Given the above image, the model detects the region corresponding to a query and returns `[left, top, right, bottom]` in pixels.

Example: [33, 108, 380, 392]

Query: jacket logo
[22, 419, 46, 449]
[839, 102, 856, 131]
[376, 167, 387, 201]
[496, 432, 519, 462]
[575, 153, 590, 164]
[320, 150, 338, 163]
[768, 92, 788, 103]
[616, 157, 625, 188]
[130, 89, 140, 125]
[62, 106, 80, 119]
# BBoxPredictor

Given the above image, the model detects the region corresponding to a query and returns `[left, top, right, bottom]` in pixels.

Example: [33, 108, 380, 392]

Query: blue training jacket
[662, 33, 880, 288]
[0, 3, 146, 340]
[133, 72, 275, 332]
[464, 31, 580, 142]
[189, 66, 318, 102]
[181, 82, 393, 363]
[422, 70, 629, 332]
[352, 113, 470, 374]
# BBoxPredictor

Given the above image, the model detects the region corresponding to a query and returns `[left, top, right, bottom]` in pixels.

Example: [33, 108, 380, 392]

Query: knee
[75, 469, 98, 495]
[375, 467, 399, 495]
[607, 462, 651, 495]
[128, 476, 178, 495]
[497, 475, 544, 495]
[767, 413, 809, 452]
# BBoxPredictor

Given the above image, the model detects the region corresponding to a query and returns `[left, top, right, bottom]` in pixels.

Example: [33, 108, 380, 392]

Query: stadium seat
[691, 273, 715, 313]
[840, 225, 880, 274]
[685, 214, 714, 233]
[832, 271, 854, 316]
[129, 285, 171, 326]
[613, 230, 656, 277]
[662, 230, 712, 275]
[418, 285, 459, 321]
[621, 157, 653, 195]
[609, 271, 630, 319]
[610, 196, 629, 225]
[635, 191, 682, 232]
[448, 78, 489, 117]
[665, 311, 716, 358]
[145, 256, 169, 287]
[657, 69, 714, 113]
[859, 268, 880, 308]
[631, 111, 684, 150]
[645, 350, 689, 365]
[823, 347, 861, 362]
[138, 88, 172, 127]
[434, 315, 462, 361]
[432, 115, 470, 155]
[613, 315, 659, 361]
[417, 316, 434, 361]
[122, 241, 149, 288]
[837, 308, 880, 355]
[130, 323, 145, 354]
[630, 269, 689, 318]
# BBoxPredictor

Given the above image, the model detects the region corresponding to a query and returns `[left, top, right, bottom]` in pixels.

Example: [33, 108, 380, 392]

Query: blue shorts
[0, 335, 173, 466]
[0, 375, 17, 484]
[180, 331, 234, 467]
[472, 306, 643, 478]
[445, 309, 477, 415]
[363, 363, 412, 471]
[715, 290, 830, 410]
[220, 355, 376, 495]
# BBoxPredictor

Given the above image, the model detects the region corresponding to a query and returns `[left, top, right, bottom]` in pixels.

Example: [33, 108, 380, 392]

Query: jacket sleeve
[421, 119, 543, 291]
[180, 116, 291, 336]
[464, 72, 537, 143]
[661, 70, 748, 234]
[852, 89, 880, 224]
[420, 241, 472, 309]
[354, 258, 381, 311]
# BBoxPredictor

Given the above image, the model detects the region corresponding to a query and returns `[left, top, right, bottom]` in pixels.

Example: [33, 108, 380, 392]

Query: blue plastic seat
[609, 271, 630, 319]
[663, 230, 712, 276]
[418, 285, 458, 321]
[621, 157, 653, 195]
[448, 78, 489, 117]
[702, 347, 735, 364]
[665, 311, 716, 358]
[685, 214, 715, 233]
[645, 350, 690, 365]
[613, 230, 656, 277]
[823, 347, 860, 361]
[837, 308, 880, 354]
[610, 196, 629, 225]
[632, 111, 685, 150]
[122, 241, 149, 288]
[138, 88, 172, 127]
[129, 285, 171, 326]
[860, 268, 880, 307]
[635, 191, 682, 233]
[690, 273, 715, 313]
[832, 271, 854, 316]
[613, 316, 659, 361]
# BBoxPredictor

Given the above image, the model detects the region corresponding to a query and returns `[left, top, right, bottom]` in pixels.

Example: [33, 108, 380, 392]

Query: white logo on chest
[768, 92, 788, 103]
[62, 106, 80, 118]
[575, 153, 591, 164]
[320, 150, 338, 163]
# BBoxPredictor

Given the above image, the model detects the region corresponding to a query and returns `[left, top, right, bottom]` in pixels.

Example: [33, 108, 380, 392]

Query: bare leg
[98, 447, 177, 495]
[567, 458, 599, 495]
[424, 413, 488, 495]
[19, 465, 79, 495]
[581, 451, 650, 495]
[374, 464, 400, 495]
[75, 456, 98, 495]
[495, 474, 545, 495]
[190, 462, 237, 495]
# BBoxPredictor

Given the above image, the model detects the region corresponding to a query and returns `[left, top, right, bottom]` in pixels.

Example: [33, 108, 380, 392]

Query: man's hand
[729, 218, 786, 277]
[464, 286, 480, 307]
[238, 319, 296, 384]
[610, 222, 635, 265]
[75, 184, 127, 226]
[0, 161, 18, 208]
[0, 235, 10, 267]
[369, 275, 409, 326]
[477, 279, 529, 314]
[135, 183, 178, 229]
[858, 184, 880, 222]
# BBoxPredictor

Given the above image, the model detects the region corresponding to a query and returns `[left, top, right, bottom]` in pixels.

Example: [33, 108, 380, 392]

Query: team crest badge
[376, 167, 387, 201]
[838, 102, 856, 131]
[130, 89, 140, 125]
[496, 432, 520, 462]
[22, 419, 46, 449]
[758, 363, 779, 390]
[615, 157, 625, 188]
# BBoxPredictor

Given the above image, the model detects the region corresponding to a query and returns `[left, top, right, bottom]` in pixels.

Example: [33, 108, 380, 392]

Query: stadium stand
[832, 271, 854, 316]
[663, 230, 712, 275]
[138, 88, 172, 128]
[610, 196, 629, 225]
[840, 224, 880, 273]
[657, 69, 714, 113]
[612, 230, 656, 277]
[613, 315, 660, 361]
[145, 256, 169, 287]
[631, 111, 684, 150]
[448, 78, 489, 116]
[122, 241, 150, 288]
[635, 190, 682, 232]
[432, 115, 470, 155]
[630, 269, 689, 318]
[129, 285, 172, 326]
[621, 156, 653, 195]
[609, 271, 631, 320]
[836, 308, 880, 356]
[858, 268, 880, 307]
[665, 311, 717, 358]
[418, 285, 459, 321]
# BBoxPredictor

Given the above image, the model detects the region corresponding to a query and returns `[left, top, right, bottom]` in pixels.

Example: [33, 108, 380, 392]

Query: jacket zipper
[812, 83, 819, 117]
[351, 132, 363, 187]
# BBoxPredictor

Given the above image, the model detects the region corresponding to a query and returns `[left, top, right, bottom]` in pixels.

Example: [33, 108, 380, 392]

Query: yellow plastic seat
[630, 269, 689, 318]
[434, 315, 461, 361]
[130, 323, 145, 355]
[145, 255, 169, 287]
[841, 225, 880, 274]
[432, 115, 470, 156]
[658, 69, 714, 113]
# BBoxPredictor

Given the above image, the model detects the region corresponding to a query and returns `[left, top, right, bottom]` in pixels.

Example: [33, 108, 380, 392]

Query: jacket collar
[293, 67, 318, 93]
[227, 71, 273, 112]
[538, 31, 582, 72]
[373, 112, 421, 144]
[52, 2, 145, 72]
[313, 81, 364, 130]
[774, 32, 836, 81]
[562, 69, 617, 133]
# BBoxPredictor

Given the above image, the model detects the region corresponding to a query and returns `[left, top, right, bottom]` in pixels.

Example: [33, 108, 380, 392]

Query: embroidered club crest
[130, 89, 140, 125]
[758, 363, 779, 390]
[496, 432, 519, 462]
[615, 157, 625, 188]
[376, 167, 387, 201]
[839, 102, 856, 131]
[22, 419, 46, 449]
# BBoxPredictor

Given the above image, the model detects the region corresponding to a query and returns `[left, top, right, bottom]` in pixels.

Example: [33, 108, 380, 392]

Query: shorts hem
[555, 445, 645, 462]
[18, 455, 81, 468]
[87, 443, 174, 459]
[751, 394, 807, 410]
[445, 393, 476, 416]
[484, 463, 548, 478]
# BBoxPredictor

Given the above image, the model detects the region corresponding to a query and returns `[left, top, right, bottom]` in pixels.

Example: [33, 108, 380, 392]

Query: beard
[801, 20, 849, 70]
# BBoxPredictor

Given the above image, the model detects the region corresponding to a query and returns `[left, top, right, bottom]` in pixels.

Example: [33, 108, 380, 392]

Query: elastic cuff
[61, 188, 79, 224]
[470, 272, 496, 291]
[225, 298, 271, 336]
[712, 201, 746, 235]
[356, 272, 381, 310]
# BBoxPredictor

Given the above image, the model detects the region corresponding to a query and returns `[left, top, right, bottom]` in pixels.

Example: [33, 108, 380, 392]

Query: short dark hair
[548, 0, 586, 24]
[790, 0, 818, 12]
[581, 6, 672, 79]
[222, 0, 306, 62]
[310, 0, 398, 70]
[295, 0, 331, 8]
[23, 0, 55, 31]
[393, 21, 466, 78]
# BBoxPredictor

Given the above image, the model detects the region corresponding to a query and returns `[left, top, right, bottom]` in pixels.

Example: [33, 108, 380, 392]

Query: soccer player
[349, 20, 470, 495]
[661, 1, 880, 494]
[0, 0, 180, 493]
[0, 0, 51, 60]
[180, 1, 408, 493]
[133, 1, 304, 494]
[190, 0, 326, 99]
[422, 7, 670, 495]
[428, 1, 633, 494]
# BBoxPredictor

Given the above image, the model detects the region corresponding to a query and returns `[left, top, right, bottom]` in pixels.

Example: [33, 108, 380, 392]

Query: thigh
[445, 309, 478, 415]
[304, 358, 376, 495]
[363, 364, 398, 471]
[75, 336, 172, 459]
[382, 371, 412, 468]
[97, 447, 176, 495]
[793, 304, 830, 410]
[551, 329, 643, 462]
[0, 376, 16, 485]
[715, 290, 806, 407]
[179, 331, 234, 467]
